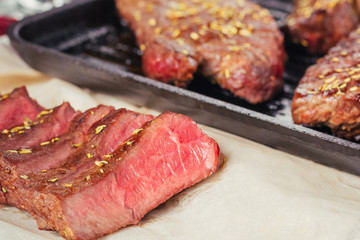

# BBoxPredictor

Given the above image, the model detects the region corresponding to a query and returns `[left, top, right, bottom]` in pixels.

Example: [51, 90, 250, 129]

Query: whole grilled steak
[0, 105, 114, 199]
[116, 0, 284, 104]
[0, 102, 79, 151]
[286, 0, 358, 54]
[292, 25, 360, 140]
[6, 111, 221, 240]
[0, 87, 43, 131]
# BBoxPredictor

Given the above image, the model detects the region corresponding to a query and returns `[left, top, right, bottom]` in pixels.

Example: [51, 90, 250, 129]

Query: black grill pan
[7, 0, 360, 176]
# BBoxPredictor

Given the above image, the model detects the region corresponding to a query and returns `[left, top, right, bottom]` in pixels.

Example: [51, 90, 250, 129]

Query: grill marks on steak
[0, 102, 79, 151]
[116, 0, 284, 104]
[286, 0, 359, 54]
[0, 87, 43, 131]
[7, 112, 220, 240]
[292, 25, 360, 140]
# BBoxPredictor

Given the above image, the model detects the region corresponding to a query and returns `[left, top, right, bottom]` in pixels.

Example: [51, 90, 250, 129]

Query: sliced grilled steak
[0, 102, 79, 151]
[292, 25, 360, 140]
[286, 0, 358, 54]
[16, 108, 155, 218]
[0, 105, 114, 193]
[6, 111, 221, 240]
[0, 86, 43, 131]
[116, 0, 284, 104]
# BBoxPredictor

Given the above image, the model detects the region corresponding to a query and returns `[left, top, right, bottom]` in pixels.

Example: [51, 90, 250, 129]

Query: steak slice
[116, 0, 284, 104]
[0, 105, 114, 195]
[7, 111, 221, 240]
[286, 0, 358, 54]
[0, 102, 79, 151]
[292, 25, 360, 140]
[0, 86, 43, 131]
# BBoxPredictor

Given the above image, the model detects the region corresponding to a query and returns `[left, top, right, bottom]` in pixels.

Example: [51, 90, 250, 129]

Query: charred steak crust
[0, 102, 79, 151]
[5, 111, 221, 240]
[292, 25, 360, 140]
[286, 0, 359, 54]
[0, 86, 43, 131]
[116, 0, 284, 104]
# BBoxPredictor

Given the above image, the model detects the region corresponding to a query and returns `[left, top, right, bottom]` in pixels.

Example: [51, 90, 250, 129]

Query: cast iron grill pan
[7, 0, 360, 176]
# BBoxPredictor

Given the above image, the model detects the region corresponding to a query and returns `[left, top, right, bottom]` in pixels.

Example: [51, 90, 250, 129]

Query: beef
[286, 0, 358, 54]
[5, 111, 221, 240]
[0, 86, 43, 131]
[292, 25, 360, 140]
[0, 105, 114, 194]
[0, 102, 79, 151]
[116, 0, 284, 104]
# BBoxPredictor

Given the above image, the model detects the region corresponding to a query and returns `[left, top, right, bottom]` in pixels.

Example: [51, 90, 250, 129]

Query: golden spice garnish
[51, 137, 59, 143]
[103, 154, 113, 158]
[224, 69, 230, 78]
[182, 49, 189, 55]
[48, 178, 58, 183]
[190, 32, 200, 40]
[94, 160, 108, 167]
[20, 175, 29, 180]
[99, 169, 104, 174]
[72, 143, 81, 148]
[172, 29, 181, 38]
[1, 187, 6, 193]
[7, 150, 18, 153]
[87, 153, 93, 159]
[10, 126, 24, 133]
[63, 183, 73, 188]
[133, 128, 143, 135]
[2, 129, 8, 134]
[0, 93, 9, 101]
[95, 125, 107, 134]
[40, 141, 50, 146]
[350, 86, 358, 91]
[86, 175, 91, 181]
[19, 149, 32, 154]
[332, 57, 339, 63]
[148, 18, 157, 27]
[37, 109, 53, 119]
[90, 110, 94, 115]
[41, 170, 48, 173]
[139, 44, 146, 51]
[126, 141, 134, 146]
[340, 51, 348, 56]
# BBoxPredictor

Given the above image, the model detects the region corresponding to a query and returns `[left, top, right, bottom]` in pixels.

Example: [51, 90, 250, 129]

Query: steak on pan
[4, 111, 221, 240]
[286, 0, 358, 54]
[292, 25, 360, 141]
[116, 0, 284, 104]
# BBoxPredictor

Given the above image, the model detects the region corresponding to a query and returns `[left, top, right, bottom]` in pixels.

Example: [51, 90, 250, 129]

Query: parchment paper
[1, 36, 360, 240]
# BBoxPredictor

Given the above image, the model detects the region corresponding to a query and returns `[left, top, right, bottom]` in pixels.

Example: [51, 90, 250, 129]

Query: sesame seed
[350, 86, 358, 91]
[7, 150, 17, 153]
[182, 49, 189, 55]
[340, 51, 348, 56]
[20, 175, 29, 180]
[51, 137, 59, 143]
[332, 57, 339, 63]
[126, 141, 134, 146]
[100, 169, 104, 174]
[41, 170, 47, 173]
[86, 175, 91, 181]
[239, 29, 252, 37]
[1, 187, 6, 193]
[90, 110, 94, 115]
[2, 129, 8, 134]
[37, 109, 53, 119]
[103, 154, 113, 158]
[87, 153, 93, 159]
[95, 160, 103, 167]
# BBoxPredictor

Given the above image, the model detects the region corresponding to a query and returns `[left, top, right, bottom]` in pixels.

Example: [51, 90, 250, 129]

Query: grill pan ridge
[7, 0, 360, 176]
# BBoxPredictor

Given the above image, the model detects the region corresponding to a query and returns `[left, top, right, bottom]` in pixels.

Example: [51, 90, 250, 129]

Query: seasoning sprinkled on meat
[116, 0, 284, 104]
[292, 25, 360, 140]
[286, 0, 358, 54]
